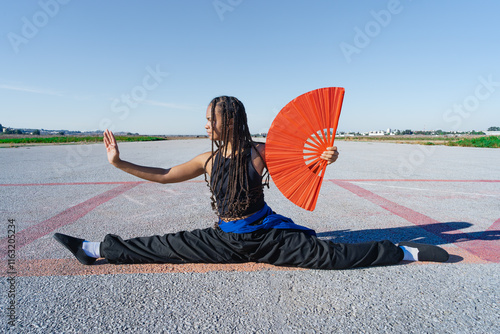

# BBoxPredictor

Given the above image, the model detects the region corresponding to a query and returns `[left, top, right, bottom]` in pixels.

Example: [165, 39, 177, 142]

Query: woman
[54, 96, 449, 268]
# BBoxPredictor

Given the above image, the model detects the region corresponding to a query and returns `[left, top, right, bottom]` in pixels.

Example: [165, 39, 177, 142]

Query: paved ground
[1, 139, 499, 333]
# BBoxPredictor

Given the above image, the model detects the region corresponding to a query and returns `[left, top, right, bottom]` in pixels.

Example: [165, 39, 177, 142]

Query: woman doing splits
[54, 96, 449, 268]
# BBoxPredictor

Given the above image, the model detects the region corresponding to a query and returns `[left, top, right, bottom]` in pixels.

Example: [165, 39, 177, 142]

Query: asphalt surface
[1, 139, 499, 333]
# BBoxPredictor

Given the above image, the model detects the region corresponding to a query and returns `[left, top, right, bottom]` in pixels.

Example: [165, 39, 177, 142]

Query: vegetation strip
[338, 135, 499, 148]
[445, 136, 500, 148]
[0, 136, 168, 144]
[1, 135, 499, 148]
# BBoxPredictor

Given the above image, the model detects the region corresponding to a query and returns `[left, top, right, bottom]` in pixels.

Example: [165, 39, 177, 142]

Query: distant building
[368, 131, 385, 136]
[485, 131, 500, 136]
[336, 132, 357, 137]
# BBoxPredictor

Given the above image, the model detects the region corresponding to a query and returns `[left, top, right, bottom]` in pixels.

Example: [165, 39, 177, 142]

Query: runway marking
[123, 194, 146, 206]
[1, 179, 498, 187]
[2, 179, 497, 276]
[0, 182, 143, 259]
[0, 180, 205, 187]
[0, 181, 147, 187]
[325, 179, 500, 183]
[348, 182, 499, 197]
[330, 180, 500, 263]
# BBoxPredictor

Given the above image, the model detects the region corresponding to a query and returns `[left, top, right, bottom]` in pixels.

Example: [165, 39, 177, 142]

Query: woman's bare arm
[104, 129, 211, 184]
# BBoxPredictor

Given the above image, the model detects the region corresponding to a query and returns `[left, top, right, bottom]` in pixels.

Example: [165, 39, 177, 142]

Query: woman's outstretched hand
[321, 146, 339, 165]
[103, 129, 121, 166]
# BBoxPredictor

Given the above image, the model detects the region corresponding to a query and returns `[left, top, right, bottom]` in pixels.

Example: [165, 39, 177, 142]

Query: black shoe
[398, 241, 449, 263]
[53, 233, 96, 265]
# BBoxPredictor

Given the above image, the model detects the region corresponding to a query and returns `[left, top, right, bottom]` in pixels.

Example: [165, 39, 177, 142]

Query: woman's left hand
[320, 146, 339, 165]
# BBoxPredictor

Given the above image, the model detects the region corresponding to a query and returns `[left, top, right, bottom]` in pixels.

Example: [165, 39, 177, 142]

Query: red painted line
[330, 180, 500, 263]
[1, 179, 497, 187]
[325, 179, 500, 183]
[488, 218, 500, 232]
[0, 181, 147, 187]
[0, 182, 143, 258]
[0, 180, 206, 187]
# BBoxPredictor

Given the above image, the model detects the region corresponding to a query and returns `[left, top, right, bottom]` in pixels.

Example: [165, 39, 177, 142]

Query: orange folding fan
[265, 87, 345, 211]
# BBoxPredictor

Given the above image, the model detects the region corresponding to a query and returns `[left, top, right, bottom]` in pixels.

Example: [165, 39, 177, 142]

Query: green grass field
[338, 135, 499, 148]
[1, 135, 498, 148]
[0, 135, 168, 145]
[445, 135, 500, 148]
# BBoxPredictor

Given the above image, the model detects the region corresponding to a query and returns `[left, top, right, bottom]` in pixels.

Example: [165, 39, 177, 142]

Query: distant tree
[58, 131, 65, 135]
[470, 130, 485, 135]
[33, 129, 41, 135]
[414, 130, 431, 135]
[0, 124, 3, 132]
[15, 129, 23, 134]
[402, 129, 413, 135]
[487, 126, 500, 131]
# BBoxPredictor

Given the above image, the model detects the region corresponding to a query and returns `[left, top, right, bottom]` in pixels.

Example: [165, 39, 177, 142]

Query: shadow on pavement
[317, 222, 500, 246]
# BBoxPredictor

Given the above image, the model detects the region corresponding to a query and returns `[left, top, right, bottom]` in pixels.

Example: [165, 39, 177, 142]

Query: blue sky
[1, 0, 499, 135]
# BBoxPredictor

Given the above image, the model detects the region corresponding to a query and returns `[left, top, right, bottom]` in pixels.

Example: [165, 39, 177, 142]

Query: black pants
[100, 227, 403, 270]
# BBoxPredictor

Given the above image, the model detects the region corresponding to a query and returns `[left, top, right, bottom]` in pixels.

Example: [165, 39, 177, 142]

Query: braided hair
[204, 96, 269, 219]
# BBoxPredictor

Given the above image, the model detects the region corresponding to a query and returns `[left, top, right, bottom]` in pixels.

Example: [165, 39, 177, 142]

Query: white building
[485, 131, 500, 136]
[368, 131, 385, 136]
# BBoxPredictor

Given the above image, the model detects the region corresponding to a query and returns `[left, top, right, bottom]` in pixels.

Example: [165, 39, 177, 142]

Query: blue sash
[218, 203, 316, 236]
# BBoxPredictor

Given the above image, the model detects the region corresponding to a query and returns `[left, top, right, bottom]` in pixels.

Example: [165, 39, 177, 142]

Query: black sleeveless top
[210, 148, 265, 218]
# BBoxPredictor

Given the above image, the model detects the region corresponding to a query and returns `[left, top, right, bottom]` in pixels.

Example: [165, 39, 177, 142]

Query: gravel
[1, 139, 498, 333]
[2, 264, 498, 333]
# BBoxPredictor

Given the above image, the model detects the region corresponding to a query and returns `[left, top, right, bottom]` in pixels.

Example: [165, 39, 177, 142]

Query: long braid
[203, 96, 269, 219]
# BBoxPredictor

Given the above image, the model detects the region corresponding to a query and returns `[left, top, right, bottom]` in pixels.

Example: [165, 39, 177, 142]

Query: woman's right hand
[103, 129, 121, 166]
